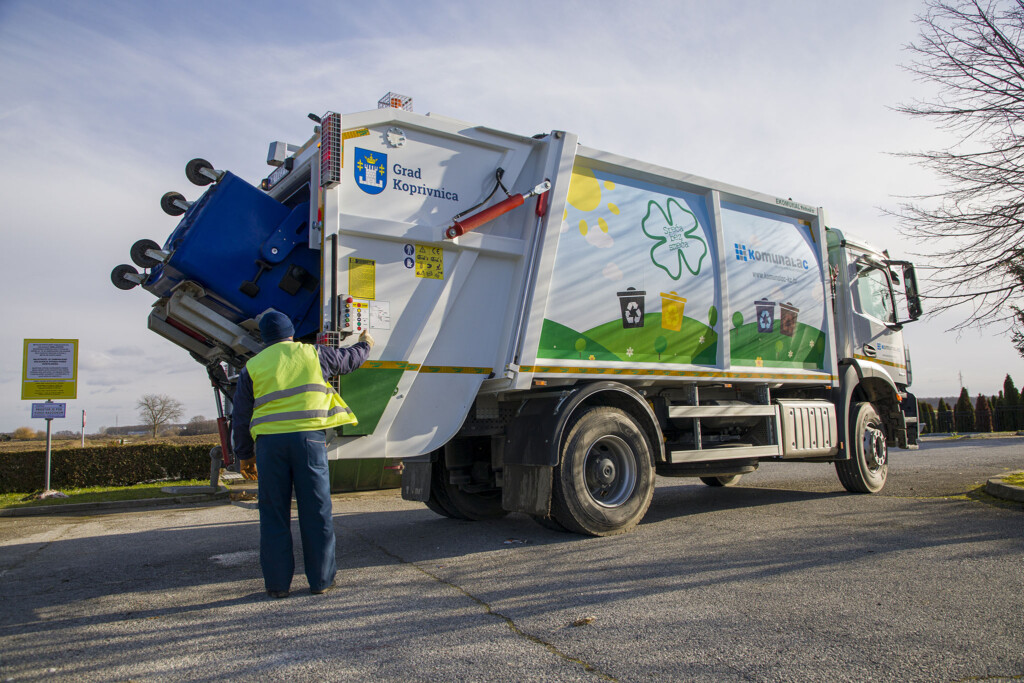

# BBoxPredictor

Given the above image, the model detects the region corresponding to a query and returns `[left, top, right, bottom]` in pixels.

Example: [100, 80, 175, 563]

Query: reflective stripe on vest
[246, 342, 357, 437]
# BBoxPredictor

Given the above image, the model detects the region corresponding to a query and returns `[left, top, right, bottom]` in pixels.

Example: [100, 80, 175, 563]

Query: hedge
[0, 444, 213, 493]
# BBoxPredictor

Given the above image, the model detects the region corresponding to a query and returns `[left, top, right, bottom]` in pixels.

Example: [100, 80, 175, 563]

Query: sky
[0, 0, 1020, 433]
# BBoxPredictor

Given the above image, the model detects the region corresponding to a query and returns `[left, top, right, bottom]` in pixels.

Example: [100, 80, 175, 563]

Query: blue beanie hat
[258, 311, 294, 343]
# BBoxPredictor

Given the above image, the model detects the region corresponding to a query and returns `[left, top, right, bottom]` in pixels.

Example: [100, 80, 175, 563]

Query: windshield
[853, 266, 895, 323]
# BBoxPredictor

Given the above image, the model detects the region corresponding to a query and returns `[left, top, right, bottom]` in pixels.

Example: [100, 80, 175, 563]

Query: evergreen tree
[1004, 375, 1019, 406]
[918, 400, 937, 433]
[954, 388, 975, 432]
[1003, 375, 1020, 430]
[975, 394, 993, 432]
[934, 398, 950, 432]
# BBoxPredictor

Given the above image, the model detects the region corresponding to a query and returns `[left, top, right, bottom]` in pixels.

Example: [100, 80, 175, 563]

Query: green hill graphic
[730, 321, 825, 369]
[539, 315, 717, 365]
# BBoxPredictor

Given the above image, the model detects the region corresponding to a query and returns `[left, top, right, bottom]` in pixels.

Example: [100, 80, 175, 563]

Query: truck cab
[828, 228, 922, 453]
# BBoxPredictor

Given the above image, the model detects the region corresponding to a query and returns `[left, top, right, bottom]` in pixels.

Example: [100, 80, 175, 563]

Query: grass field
[0, 479, 213, 509]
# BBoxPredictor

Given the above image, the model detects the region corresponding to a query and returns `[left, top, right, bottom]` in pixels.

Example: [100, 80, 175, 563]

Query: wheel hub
[583, 436, 637, 508]
[863, 427, 887, 470]
[595, 457, 616, 485]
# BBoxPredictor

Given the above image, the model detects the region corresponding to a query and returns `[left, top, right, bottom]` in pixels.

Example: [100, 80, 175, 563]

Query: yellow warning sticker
[349, 258, 376, 299]
[415, 244, 443, 280]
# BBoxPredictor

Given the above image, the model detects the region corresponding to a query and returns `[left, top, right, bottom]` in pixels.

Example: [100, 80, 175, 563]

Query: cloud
[107, 346, 145, 356]
[586, 229, 614, 249]
[602, 263, 623, 281]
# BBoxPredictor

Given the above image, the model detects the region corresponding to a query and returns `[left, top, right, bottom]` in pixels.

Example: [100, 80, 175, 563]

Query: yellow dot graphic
[567, 165, 619, 239]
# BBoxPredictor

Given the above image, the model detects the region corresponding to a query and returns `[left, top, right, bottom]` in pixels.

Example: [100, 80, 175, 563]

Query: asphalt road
[1, 437, 1021, 682]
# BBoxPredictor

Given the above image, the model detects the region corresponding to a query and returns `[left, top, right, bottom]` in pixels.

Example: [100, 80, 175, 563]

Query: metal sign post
[23, 340, 77, 498]
[31, 401, 66, 493]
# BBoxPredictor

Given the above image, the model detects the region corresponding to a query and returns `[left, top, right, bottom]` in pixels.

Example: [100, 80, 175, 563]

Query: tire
[160, 191, 187, 216]
[530, 514, 569, 532]
[427, 457, 507, 521]
[425, 494, 464, 520]
[836, 402, 888, 493]
[110, 264, 140, 290]
[700, 474, 742, 487]
[186, 158, 216, 186]
[130, 239, 162, 269]
[424, 458, 468, 520]
[441, 483, 507, 520]
[551, 406, 655, 536]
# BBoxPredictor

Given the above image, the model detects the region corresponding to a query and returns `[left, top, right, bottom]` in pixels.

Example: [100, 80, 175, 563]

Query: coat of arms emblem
[355, 148, 386, 195]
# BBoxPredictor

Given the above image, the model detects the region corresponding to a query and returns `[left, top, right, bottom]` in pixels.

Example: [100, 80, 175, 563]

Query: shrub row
[0, 444, 214, 493]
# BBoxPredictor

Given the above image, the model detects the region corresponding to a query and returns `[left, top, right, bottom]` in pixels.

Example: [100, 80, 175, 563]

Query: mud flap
[502, 464, 552, 517]
[401, 457, 433, 502]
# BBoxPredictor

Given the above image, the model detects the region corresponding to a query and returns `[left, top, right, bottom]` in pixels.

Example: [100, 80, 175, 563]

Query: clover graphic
[641, 198, 707, 279]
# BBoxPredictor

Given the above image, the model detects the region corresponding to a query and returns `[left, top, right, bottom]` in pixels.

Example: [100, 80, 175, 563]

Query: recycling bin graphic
[617, 288, 646, 329]
[755, 298, 776, 334]
[779, 302, 800, 337]
[660, 292, 687, 331]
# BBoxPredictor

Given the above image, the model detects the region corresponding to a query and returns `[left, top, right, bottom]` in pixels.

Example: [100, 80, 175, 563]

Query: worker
[231, 310, 373, 598]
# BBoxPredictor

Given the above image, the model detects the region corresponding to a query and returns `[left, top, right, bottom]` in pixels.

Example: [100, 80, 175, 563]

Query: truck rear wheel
[700, 474, 742, 487]
[530, 514, 568, 532]
[425, 465, 467, 520]
[429, 455, 507, 521]
[551, 406, 655, 536]
[836, 402, 888, 493]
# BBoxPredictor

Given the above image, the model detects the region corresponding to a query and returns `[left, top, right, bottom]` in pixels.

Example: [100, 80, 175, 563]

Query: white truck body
[114, 101, 922, 535]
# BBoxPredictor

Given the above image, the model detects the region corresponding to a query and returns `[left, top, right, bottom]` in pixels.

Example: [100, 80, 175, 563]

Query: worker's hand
[359, 329, 375, 349]
[240, 457, 258, 480]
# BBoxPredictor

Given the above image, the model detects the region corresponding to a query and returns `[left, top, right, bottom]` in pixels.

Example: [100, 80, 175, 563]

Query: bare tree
[897, 0, 1024, 336]
[136, 394, 184, 438]
[180, 414, 218, 436]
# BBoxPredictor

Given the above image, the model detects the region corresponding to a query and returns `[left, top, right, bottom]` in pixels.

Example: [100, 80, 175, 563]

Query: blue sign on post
[32, 402, 66, 419]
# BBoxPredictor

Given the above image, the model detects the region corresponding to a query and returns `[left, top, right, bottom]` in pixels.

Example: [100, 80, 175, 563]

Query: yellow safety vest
[246, 341, 357, 437]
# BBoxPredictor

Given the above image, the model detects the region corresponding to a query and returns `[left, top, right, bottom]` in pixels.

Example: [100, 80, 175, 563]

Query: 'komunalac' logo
[641, 198, 708, 279]
[355, 148, 386, 195]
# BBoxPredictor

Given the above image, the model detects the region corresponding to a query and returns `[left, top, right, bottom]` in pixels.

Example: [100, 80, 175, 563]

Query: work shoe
[311, 581, 336, 595]
[266, 589, 290, 599]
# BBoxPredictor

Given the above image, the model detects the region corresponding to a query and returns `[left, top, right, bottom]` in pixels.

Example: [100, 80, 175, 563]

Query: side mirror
[902, 264, 922, 320]
[886, 260, 923, 322]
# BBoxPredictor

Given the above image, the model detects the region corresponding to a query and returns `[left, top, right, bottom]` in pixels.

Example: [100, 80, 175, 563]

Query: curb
[984, 471, 1024, 504]
[0, 487, 231, 517]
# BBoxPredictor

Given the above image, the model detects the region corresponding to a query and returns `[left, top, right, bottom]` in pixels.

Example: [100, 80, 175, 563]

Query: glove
[359, 329, 375, 349]
[240, 457, 258, 480]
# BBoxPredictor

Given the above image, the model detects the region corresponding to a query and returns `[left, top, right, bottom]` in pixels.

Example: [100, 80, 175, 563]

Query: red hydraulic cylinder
[446, 180, 551, 239]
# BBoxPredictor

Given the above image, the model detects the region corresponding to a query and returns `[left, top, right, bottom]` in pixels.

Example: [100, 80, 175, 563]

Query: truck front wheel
[835, 402, 888, 493]
[551, 406, 655, 536]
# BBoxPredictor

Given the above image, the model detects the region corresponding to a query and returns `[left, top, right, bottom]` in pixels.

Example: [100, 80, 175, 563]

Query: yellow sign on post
[22, 339, 78, 400]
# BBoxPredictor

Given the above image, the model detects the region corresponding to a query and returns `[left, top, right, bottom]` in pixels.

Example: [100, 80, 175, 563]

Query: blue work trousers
[255, 430, 337, 593]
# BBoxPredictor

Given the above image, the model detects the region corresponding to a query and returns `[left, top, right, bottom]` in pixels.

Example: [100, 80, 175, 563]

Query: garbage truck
[112, 93, 923, 536]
